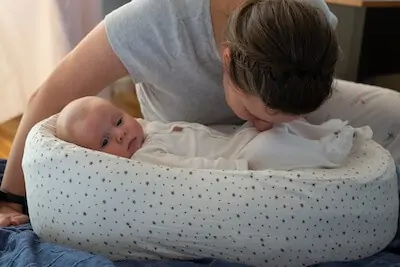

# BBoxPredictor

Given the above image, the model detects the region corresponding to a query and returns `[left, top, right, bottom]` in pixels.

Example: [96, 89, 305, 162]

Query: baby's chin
[126, 152, 135, 159]
[127, 148, 140, 158]
[121, 149, 137, 159]
[117, 151, 134, 159]
[102, 144, 141, 158]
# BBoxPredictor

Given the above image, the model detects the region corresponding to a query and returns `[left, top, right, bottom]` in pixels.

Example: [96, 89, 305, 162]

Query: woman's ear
[222, 47, 231, 71]
[223, 47, 231, 61]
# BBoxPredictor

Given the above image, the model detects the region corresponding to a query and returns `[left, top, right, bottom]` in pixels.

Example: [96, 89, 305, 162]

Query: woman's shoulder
[105, 0, 209, 28]
[104, 0, 214, 83]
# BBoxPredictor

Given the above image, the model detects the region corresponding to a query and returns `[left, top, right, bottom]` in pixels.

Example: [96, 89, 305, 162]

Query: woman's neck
[210, 0, 243, 56]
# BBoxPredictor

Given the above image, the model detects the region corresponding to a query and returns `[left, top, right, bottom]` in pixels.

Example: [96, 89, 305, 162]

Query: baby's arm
[133, 148, 248, 171]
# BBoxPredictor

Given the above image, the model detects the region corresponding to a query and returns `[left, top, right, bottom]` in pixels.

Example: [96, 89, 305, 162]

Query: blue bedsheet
[0, 160, 399, 267]
[0, 223, 247, 267]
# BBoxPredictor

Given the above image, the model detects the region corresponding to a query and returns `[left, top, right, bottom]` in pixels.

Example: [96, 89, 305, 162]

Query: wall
[102, 0, 130, 16]
[328, 4, 400, 91]
[328, 4, 366, 81]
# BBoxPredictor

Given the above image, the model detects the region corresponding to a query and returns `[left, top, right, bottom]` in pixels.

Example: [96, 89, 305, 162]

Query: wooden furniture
[327, 0, 400, 7]
[0, 117, 20, 159]
[327, 1, 400, 83]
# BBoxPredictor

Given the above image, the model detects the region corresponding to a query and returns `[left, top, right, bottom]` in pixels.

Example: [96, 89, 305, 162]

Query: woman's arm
[1, 21, 129, 196]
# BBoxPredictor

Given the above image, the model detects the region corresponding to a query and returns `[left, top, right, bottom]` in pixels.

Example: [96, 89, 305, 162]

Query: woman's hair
[225, 0, 339, 115]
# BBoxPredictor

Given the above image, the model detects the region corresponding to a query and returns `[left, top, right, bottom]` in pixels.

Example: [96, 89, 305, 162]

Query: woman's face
[222, 49, 299, 131]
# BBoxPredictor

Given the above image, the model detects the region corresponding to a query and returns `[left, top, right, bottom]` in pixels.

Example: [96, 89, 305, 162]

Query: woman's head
[222, 0, 339, 130]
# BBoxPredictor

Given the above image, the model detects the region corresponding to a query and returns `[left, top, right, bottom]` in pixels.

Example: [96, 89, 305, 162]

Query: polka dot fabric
[22, 115, 399, 267]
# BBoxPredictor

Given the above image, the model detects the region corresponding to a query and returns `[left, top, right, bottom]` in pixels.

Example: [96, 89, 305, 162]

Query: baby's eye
[101, 138, 109, 148]
[116, 117, 123, 126]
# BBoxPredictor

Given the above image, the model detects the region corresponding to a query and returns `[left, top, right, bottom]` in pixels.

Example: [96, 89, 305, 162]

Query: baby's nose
[115, 128, 127, 143]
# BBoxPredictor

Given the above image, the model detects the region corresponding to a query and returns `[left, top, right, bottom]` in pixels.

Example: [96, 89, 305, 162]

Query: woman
[0, 0, 399, 229]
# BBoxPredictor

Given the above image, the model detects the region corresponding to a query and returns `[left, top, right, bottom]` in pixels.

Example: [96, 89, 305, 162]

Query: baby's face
[75, 101, 144, 158]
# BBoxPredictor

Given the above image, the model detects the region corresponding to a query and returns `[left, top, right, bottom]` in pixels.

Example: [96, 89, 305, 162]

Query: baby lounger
[23, 114, 399, 267]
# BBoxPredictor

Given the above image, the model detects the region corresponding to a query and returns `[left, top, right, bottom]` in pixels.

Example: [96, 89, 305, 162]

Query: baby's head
[56, 96, 144, 158]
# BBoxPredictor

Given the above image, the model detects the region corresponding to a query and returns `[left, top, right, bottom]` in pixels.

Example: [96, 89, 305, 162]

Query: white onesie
[131, 119, 373, 171]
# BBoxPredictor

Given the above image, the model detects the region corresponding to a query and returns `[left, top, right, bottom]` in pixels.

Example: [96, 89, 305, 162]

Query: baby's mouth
[128, 137, 137, 151]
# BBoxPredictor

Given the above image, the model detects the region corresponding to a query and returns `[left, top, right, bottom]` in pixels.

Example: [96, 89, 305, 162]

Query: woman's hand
[0, 202, 29, 226]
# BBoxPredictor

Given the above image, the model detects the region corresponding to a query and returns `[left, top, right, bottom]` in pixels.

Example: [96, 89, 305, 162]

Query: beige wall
[329, 4, 400, 91]
[328, 4, 366, 81]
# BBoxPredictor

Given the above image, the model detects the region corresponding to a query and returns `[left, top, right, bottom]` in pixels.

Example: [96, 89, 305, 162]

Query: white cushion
[22, 114, 399, 267]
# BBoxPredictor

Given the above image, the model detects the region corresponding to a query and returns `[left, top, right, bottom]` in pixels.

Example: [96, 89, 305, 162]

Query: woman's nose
[253, 120, 273, 132]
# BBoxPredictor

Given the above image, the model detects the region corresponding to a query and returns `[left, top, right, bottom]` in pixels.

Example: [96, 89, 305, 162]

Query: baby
[55, 96, 372, 171]
[56, 96, 145, 159]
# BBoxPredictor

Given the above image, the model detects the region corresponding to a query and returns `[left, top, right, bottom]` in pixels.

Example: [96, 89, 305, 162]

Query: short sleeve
[104, 0, 181, 84]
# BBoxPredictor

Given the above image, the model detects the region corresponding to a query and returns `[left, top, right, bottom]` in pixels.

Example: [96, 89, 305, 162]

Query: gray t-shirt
[104, 0, 337, 125]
